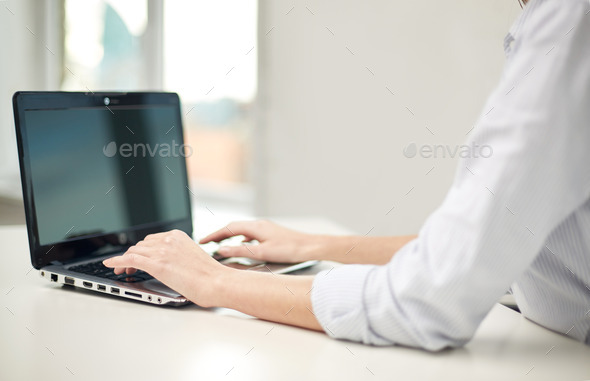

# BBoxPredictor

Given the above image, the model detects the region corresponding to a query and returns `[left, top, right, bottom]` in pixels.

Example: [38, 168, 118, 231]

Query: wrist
[300, 234, 333, 261]
[209, 265, 243, 309]
[317, 235, 360, 263]
[191, 263, 236, 308]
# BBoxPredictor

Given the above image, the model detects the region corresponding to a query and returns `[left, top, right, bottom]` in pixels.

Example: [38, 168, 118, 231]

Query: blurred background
[0, 0, 521, 236]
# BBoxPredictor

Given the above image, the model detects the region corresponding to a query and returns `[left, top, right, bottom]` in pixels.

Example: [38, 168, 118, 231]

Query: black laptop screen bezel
[13, 91, 193, 269]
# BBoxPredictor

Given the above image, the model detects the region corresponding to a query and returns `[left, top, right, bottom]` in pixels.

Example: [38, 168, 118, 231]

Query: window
[163, 0, 257, 190]
[61, 0, 257, 213]
[62, 0, 149, 91]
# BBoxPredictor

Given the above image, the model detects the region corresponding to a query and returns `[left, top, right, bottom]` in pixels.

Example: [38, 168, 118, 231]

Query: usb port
[124, 291, 142, 299]
[83, 281, 92, 288]
[64, 277, 75, 285]
[111, 287, 120, 294]
[97, 284, 106, 291]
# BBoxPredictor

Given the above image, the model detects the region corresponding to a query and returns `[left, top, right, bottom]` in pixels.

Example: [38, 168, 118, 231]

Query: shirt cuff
[311, 264, 382, 344]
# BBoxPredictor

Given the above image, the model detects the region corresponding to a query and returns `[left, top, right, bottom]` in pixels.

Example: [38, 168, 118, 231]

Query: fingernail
[103, 259, 111, 266]
[217, 247, 228, 254]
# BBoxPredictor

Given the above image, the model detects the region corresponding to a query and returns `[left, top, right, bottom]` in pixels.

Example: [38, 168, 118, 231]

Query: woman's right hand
[199, 220, 322, 264]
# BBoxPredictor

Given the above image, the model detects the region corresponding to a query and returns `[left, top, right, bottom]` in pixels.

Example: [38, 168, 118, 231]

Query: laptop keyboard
[69, 253, 262, 283]
[68, 260, 153, 283]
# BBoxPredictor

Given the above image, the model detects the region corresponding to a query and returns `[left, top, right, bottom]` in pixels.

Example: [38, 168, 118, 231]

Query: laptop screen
[14, 92, 192, 267]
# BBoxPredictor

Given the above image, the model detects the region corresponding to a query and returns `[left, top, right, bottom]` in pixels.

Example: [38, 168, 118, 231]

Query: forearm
[214, 268, 322, 331]
[308, 234, 417, 265]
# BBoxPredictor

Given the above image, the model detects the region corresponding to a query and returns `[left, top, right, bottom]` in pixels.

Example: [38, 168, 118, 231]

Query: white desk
[1, 221, 589, 381]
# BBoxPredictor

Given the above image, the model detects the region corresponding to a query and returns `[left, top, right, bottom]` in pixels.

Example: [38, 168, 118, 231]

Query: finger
[113, 266, 137, 275]
[200, 221, 258, 244]
[110, 245, 153, 274]
[110, 245, 147, 275]
[103, 253, 154, 274]
[217, 243, 262, 259]
[125, 245, 157, 258]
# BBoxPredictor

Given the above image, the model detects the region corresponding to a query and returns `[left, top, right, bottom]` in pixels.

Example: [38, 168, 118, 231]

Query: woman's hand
[199, 220, 323, 263]
[102, 228, 323, 332]
[102, 229, 228, 307]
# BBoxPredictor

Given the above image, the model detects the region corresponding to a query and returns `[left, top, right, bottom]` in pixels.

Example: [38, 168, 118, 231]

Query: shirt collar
[504, 0, 538, 56]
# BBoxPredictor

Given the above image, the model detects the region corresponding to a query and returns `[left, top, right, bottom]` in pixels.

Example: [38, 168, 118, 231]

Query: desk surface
[1, 221, 589, 381]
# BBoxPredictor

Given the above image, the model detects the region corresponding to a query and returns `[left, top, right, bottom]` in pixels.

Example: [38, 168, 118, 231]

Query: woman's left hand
[103, 229, 226, 307]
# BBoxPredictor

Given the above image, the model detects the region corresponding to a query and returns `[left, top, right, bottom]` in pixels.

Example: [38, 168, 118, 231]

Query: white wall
[256, 0, 522, 235]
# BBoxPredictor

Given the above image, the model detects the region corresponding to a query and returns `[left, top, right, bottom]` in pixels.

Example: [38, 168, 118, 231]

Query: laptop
[13, 91, 316, 307]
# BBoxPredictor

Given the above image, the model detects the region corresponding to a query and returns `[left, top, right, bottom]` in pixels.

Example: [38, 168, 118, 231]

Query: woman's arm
[102, 229, 322, 330]
[199, 220, 416, 265]
[217, 270, 321, 330]
[102, 222, 414, 331]
[310, 234, 417, 265]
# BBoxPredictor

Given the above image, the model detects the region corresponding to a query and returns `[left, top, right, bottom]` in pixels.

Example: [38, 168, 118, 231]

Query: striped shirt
[311, 0, 590, 350]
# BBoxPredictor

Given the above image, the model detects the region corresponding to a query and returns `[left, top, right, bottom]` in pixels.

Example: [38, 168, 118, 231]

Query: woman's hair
[517, 0, 527, 7]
